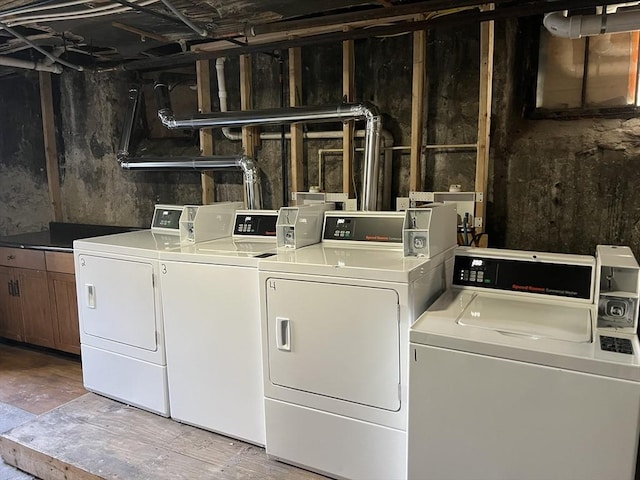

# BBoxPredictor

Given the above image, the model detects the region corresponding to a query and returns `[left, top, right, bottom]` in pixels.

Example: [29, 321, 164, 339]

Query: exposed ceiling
[0, 0, 632, 76]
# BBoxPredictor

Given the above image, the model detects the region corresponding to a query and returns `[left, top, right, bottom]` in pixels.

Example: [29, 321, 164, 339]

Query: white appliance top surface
[158, 237, 277, 266]
[411, 289, 640, 381]
[73, 230, 182, 258]
[458, 295, 592, 343]
[258, 243, 447, 283]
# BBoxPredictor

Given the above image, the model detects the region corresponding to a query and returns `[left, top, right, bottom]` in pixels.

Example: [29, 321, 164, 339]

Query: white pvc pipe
[5, 0, 159, 27]
[0, 55, 62, 73]
[544, 9, 640, 38]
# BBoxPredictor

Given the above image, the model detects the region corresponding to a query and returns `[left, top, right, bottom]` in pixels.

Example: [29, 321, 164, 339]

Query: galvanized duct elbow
[153, 82, 382, 210]
[119, 155, 262, 210]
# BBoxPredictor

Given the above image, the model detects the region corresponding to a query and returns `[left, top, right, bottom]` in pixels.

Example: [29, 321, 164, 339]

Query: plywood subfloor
[0, 341, 86, 415]
[0, 393, 328, 480]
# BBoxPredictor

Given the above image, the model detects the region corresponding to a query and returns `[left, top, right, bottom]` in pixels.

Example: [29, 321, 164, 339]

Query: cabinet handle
[13, 280, 19, 297]
[7, 281, 12, 297]
[7, 254, 15, 261]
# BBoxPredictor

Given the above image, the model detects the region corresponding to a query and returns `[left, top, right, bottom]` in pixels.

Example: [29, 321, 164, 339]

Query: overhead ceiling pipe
[117, 85, 261, 209]
[0, 54, 63, 73]
[120, 155, 261, 210]
[544, 8, 640, 38]
[154, 82, 382, 211]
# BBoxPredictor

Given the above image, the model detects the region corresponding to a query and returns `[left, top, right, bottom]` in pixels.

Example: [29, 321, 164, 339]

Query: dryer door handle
[86, 284, 96, 309]
[276, 317, 291, 352]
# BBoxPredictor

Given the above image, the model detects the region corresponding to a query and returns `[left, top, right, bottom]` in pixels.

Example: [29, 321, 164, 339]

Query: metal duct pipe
[157, 0, 207, 37]
[544, 8, 640, 38]
[120, 155, 262, 210]
[117, 86, 141, 160]
[154, 82, 382, 210]
[0, 55, 63, 73]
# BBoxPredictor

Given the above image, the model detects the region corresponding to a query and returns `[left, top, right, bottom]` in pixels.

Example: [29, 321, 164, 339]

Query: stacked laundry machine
[408, 245, 640, 480]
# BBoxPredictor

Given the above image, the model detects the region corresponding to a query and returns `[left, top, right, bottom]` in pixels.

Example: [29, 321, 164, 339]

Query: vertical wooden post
[240, 55, 255, 158]
[342, 38, 355, 197]
[410, 30, 426, 192]
[474, 4, 495, 235]
[289, 47, 304, 193]
[196, 59, 215, 204]
[39, 72, 63, 221]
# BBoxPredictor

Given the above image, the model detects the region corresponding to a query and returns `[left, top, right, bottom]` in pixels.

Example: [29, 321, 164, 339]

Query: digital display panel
[323, 216, 404, 242]
[453, 256, 592, 299]
[152, 208, 182, 230]
[233, 214, 278, 237]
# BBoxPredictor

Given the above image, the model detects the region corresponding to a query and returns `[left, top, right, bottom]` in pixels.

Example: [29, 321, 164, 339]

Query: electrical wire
[2, 0, 160, 27]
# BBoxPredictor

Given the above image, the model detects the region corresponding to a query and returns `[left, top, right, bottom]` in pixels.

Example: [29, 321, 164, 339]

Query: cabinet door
[19, 268, 55, 349]
[0, 266, 23, 341]
[49, 272, 80, 355]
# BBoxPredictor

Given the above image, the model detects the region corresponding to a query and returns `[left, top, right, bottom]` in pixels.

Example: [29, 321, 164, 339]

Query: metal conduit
[154, 82, 382, 211]
[117, 86, 261, 209]
[121, 155, 261, 210]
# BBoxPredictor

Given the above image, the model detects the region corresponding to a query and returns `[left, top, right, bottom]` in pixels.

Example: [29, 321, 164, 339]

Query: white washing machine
[73, 203, 238, 417]
[408, 246, 640, 480]
[159, 204, 331, 446]
[258, 206, 457, 480]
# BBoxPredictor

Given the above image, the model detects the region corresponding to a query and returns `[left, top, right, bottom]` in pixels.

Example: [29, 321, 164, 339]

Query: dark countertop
[0, 222, 141, 253]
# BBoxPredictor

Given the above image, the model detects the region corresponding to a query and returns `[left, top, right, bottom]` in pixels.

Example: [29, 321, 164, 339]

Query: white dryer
[73, 203, 238, 417]
[408, 247, 640, 480]
[258, 206, 457, 480]
[159, 204, 331, 446]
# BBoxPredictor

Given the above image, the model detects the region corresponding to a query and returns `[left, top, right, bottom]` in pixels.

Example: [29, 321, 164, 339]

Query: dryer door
[265, 278, 400, 411]
[77, 254, 157, 351]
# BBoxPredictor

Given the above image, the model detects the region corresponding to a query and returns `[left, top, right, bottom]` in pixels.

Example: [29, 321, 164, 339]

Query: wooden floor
[0, 342, 328, 480]
[0, 341, 86, 415]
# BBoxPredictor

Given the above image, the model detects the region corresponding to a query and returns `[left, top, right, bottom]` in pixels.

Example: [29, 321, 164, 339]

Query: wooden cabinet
[0, 247, 80, 354]
[46, 252, 80, 355]
[0, 265, 24, 341]
[0, 248, 52, 347]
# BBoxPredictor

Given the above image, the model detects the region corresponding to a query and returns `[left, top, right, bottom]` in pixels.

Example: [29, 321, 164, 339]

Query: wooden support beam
[39, 72, 63, 222]
[410, 29, 426, 192]
[240, 55, 256, 158]
[474, 4, 494, 235]
[111, 22, 170, 43]
[342, 38, 355, 197]
[196, 59, 215, 204]
[289, 47, 304, 193]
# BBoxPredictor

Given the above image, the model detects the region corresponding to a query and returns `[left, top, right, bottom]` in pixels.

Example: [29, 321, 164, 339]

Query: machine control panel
[600, 336, 634, 355]
[453, 256, 592, 299]
[151, 205, 183, 231]
[234, 213, 278, 237]
[323, 215, 404, 243]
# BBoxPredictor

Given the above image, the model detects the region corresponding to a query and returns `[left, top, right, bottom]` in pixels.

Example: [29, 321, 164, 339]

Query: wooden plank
[196, 59, 215, 204]
[111, 22, 170, 43]
[1, 437, 98, 480]
[474, 4, 495, 234]
[289, 47, 304, 193]
[0, 393, 327, 480]
[39, 72, 63, 221]
[342, 38, 355, 197]
[410, 30, 426, 192]
[240, 54, 257, 158]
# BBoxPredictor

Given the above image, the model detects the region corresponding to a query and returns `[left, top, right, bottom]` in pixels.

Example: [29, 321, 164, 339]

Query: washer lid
[457, 295, 592, 343]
